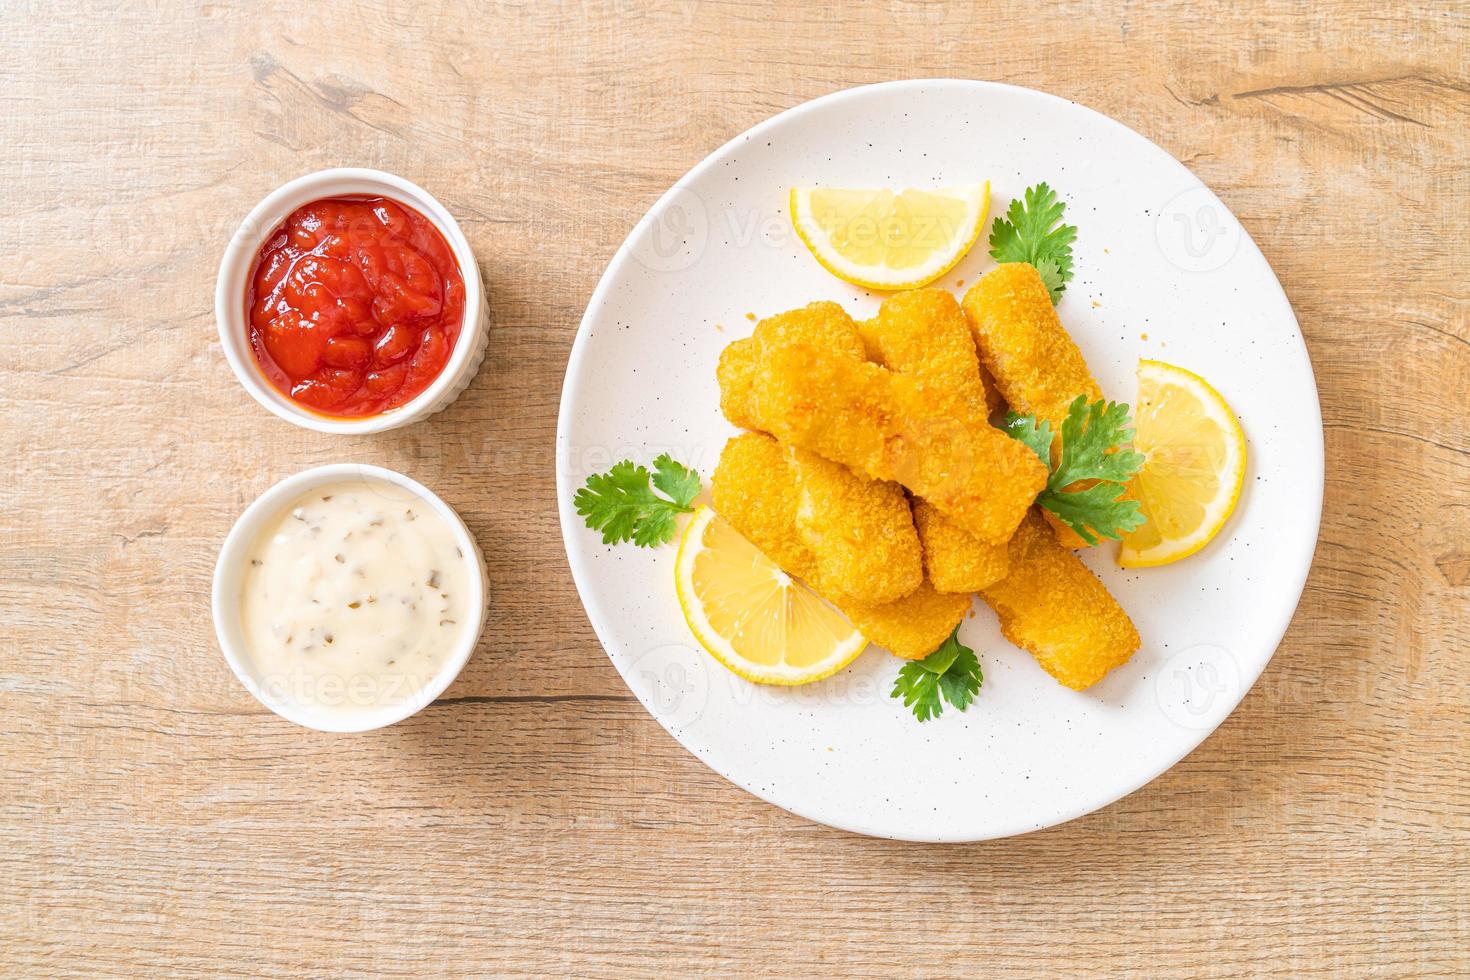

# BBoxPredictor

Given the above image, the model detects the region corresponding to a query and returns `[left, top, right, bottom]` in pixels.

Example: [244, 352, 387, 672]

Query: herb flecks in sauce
[238, 479, 474, 713]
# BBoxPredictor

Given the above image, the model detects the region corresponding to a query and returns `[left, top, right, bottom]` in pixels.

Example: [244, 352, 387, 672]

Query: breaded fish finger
[911, 499, 1009, 593]
[718, 301, 866, 430]
[839, 580, 971, 661]
[963, 263, 1108, 549]
[860, 288, 993, 422]
[860, 289, 1010, 590]
[711, 433, 921, 606]
[710, 432, 815, 579]
[711, 433, 967, 658]
[961, 263, 1103, 429]
[788, 446, 922, 605]
[978, 510, 1140, 690]
[749, 343, 1047, 546]
[720, 296, 992, 593]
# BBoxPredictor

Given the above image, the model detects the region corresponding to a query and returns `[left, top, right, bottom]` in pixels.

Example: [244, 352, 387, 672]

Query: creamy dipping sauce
[238, 479, 475, 714]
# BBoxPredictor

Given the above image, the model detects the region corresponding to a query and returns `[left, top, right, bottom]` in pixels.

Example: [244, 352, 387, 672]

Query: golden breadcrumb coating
[753, 301, 867, 356]
[715, 305, 923, 604]
[840, 580, 971, 660]
[717, 339, 761, 431]
[711, 433, 965, 658]
[711, 434, 921, 606]
[860, 289, 1010, 591]
[718, 302, 866, 431]
[976, 361, 1003, 417]
[912, 499, 1009, 593]
[859, 288, 992, 422]
[710, 432, 815, 579]
[961, 263, 1103, 429]
[750, 343, 1047, 546]
[962, 263, 1108, 550]
[979, 510, 1140, 690]
[788, 447, 922, 605]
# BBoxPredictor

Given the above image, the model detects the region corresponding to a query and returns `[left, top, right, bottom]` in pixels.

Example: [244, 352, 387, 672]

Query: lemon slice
[790, 183, 989, 290]
[674, 506, 867, 685]
[1118, 360, 1247, 568]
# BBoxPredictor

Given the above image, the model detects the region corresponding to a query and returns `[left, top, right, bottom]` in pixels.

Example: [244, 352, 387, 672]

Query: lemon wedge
[790, 183, 989, 290]
[674, 506, 867, 685]
[1118, 360, 1247, 568]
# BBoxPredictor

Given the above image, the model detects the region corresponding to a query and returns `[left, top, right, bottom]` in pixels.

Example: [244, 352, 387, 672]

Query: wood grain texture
[2, 0, 1467, 975]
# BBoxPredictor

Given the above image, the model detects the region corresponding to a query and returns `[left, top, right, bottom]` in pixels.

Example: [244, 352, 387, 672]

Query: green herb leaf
[891, 663, 943, 721]
[1004, 396, 1148, 544]
[890, 628, 983, 722]
[937, 649, 982, 713]
[1051, 395, 1148, 489]
[1041, 481, 1148, 546]
[1033, 257, 1066, 302]
[574, 457, 701, 548]
[989, 182, 1078, 303]
[650, 453, 702, 509]
[1001, 412, 1055, 467]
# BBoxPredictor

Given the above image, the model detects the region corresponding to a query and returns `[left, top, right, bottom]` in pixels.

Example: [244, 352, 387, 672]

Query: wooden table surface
[3, 1, 1467, 975]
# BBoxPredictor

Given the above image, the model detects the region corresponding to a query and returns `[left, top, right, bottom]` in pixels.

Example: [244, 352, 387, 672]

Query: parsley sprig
[989, 182, 1077, 303]
[1004, 395, 1148, 545]
[575, 454, 702, 547]
[890, 627, 983, 722]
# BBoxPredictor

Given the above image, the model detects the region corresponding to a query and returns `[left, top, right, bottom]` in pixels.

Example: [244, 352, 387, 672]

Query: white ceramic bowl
[216, 168, 490, 434]
[212, 463, 489, 732]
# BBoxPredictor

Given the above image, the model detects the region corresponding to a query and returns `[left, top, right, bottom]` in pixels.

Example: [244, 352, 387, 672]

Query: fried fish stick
[711, 433, 920, 605]
[860, 289, 1009, 591]
[711, 433, 815, 579]
[961, 263, 1103, 429]
[718, 301, 867, 430]
[860, 288, 993, 421]
[749, 343, 1047, 546]
[788, 446, 922, 605]
[717, 308, 923, 604]
[978, 510, 1139, 690]
[962, 263, 1107, 549]
[911, 499, 1009, 593]
[839, 580, 972, 661]
[712, 433, 967, 658]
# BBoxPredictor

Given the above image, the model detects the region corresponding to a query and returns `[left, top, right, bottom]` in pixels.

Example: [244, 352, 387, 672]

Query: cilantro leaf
[574, 456, 701, 548]
[1001, 412, 1054, 467]
[1051, 395, 1148, 489]
[1033, 257, 1066, 302]
[892, 663, 944, 721]
[937, 650, 982, 713]
[650, 453, 701, 509]
[1004, 395, 1148, 545]
[1042, 481, 1147, 546]
[989, 183, 1077, 303]
[890, 628, 983, 722]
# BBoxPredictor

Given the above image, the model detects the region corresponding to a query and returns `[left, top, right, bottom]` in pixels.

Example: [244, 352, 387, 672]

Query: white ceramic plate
[556, 80, 1322, 842]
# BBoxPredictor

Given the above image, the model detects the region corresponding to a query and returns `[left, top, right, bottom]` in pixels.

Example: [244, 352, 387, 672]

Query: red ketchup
[246, 197, 465, 417]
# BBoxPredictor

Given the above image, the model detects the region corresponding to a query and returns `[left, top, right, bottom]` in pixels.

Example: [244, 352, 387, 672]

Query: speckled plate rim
[555, 79, 1324, 841]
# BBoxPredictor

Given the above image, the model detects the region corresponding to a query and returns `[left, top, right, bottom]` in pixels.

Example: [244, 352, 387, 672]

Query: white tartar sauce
[239, 479, 475, 713]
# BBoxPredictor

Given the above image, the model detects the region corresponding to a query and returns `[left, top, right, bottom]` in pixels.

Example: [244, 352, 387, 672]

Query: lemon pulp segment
[790, 183, 988, 290]
[1119, 360, 1246, 567]
[675, 507, 867, 685]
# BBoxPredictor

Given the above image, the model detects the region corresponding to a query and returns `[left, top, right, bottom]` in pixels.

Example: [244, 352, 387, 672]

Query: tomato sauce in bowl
[246, 197, 466, 418]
